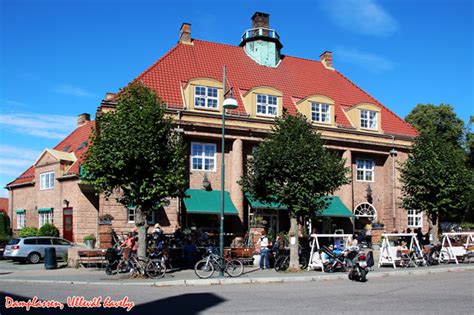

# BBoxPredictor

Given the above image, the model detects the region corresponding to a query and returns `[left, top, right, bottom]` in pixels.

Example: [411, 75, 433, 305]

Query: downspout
[390, 136, 398, 230]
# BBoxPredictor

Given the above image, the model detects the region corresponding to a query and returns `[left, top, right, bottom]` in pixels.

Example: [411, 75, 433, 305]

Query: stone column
[230, 138, 244, 223]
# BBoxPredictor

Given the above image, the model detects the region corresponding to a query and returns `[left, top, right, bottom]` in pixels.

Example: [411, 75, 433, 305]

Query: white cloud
[322, 0, 398, 37]
[0, 145, 39, 180]
[52, 84, 95, 97]
[336, 47, 395, 74]
[4, 100, 29, 108]
[0, 112, 76, 139]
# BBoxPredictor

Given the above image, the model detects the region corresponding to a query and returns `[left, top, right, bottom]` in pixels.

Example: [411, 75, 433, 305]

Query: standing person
[120, 232, 136, 269]
[258, 230, 270, 270]
[365, 224, 373, 249]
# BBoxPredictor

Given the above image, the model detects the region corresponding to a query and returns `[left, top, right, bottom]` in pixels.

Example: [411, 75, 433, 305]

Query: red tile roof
[132, 39, 417, 137]
[7, 121, 95, 186]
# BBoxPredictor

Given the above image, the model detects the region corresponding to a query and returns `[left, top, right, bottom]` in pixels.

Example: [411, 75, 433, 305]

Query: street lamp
[220, 65, 238, 276]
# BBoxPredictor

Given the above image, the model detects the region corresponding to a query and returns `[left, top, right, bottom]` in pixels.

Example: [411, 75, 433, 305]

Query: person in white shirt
[258, 230, 270, 270]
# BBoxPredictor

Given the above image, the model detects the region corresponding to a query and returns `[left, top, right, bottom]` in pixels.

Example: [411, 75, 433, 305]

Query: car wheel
[27, 252, 41, 264]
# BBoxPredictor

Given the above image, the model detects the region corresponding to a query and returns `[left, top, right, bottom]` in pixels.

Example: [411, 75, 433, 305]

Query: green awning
[15, 209, 25, 214]
[37, 207, 53, 213]
[184, 189, 238, 216]
[245, 192, 288, 210]
[316, 196, 353, 218]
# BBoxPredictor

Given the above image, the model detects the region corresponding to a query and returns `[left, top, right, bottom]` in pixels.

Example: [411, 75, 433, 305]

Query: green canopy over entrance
[316, 196, 354, 218]
[184, 189, 239, 216]
[245, 193, 288, 210]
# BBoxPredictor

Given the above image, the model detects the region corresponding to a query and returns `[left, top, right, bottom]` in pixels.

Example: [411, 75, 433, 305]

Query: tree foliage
[405, 103, 465, 145]
[82, 82, 186, 257]
[402, 104, 473, 239]
[241, 112, 350, 270]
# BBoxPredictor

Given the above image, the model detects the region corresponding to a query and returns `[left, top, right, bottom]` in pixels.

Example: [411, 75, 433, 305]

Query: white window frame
[311, 102, 331, 124]
[360, 109, 377, 130]
[17, 213, 26, 229]
[407, 209, 423, 228]
[256, 94, 278, 117]
[356, 159, 375, 182]
[40, 171, 55, 190]
[194, 85, 219, 110]
[191, 142, 217, 172]
[38, 211, 53, 227]
[127, 207, 156, 225]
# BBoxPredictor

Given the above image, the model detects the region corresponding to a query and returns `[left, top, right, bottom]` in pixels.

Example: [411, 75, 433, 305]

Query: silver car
[4, 237, 74, 264]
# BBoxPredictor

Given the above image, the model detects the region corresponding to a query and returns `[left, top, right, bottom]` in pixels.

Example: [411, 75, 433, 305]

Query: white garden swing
[439, 232, 474, 264]
[307, 233, 352, 272]
[378, 233, 425, 268]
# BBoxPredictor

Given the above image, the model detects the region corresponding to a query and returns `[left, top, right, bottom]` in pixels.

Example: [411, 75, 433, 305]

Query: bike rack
[439, 232, 474, 264]
[307, 233, 352, 272]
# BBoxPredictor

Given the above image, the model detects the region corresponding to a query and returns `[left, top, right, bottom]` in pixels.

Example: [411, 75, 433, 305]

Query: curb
[1, 265, 473, 287]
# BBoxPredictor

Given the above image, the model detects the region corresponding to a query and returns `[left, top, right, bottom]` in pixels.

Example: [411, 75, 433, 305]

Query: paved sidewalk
[1, 262, 473, 287]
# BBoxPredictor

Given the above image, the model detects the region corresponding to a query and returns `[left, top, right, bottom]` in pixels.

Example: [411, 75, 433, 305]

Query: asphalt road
[1, 270, 473, 315]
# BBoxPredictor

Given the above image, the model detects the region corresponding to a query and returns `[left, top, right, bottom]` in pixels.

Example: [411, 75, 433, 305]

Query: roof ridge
[131, 42, 182, 85]
[333, 70, 418, 135]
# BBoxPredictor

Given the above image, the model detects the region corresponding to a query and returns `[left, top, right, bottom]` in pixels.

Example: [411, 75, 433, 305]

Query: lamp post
[220, 65, 238, 276]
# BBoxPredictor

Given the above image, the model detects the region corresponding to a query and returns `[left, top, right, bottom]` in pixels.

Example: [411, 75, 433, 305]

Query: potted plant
[371, 221, 384, 230]
[98, 214, 114, 225]
[83, 234, 96, 249]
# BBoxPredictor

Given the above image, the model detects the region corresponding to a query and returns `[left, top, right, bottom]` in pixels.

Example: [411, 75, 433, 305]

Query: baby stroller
[105, 247, 122, 275]
[320, 246, 346, 272]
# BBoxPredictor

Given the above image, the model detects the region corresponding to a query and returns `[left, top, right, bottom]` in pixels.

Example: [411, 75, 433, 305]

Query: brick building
[7, 12, 427, 245]
[6, 115, 98, 243]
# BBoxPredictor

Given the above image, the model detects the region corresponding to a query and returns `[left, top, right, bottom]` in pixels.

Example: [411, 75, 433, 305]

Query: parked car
[0, 241, 6, 259]
[4, 237, 74, 264]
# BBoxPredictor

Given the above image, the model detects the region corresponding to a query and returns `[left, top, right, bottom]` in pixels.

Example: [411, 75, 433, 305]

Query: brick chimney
[77, 113, 91, 127]
[320, 51, 334, 70]
[105, 92, 116, 100]
[179, 23, 192, 45]
[252, 12, 270, 29]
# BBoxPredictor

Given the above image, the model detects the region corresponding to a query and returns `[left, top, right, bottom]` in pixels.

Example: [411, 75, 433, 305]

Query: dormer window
[256, 94, 277, 116]
[360, 109, 377, 130]
[311, 102, 331, 124]
[194, 86, 218, 109]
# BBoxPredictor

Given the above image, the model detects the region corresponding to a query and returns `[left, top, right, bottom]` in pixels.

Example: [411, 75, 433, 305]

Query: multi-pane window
[311, 102, 331, 123]
[407, 209, 423, 228]
[360, 109, 377, 129]
[127, 207, 156, 224]
[256, 94, 277, 116]
[17, 213, 26, 229]
[40, 172, 55, 190]
[191, 143, 216, 171]
[194, 86, 218, 109]
[39, 211, 53, 227]
[356, 159, 374, 182]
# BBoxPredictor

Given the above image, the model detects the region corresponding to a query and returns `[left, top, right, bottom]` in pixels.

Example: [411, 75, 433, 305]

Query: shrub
[83, 234, 96, 241]
[38, 224, 59, 237]
[19, 227, 39, 237]
[0, 212, 10, 238]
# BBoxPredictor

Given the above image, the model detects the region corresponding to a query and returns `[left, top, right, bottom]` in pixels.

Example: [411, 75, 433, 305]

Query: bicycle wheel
[439, 250, 450, 264]
[225, 259, 244, 277]
[116, 259, 130, 274]
[194, 259, 214, 279]
[274, 256, 287, 272]
[146, 259, 166, 279]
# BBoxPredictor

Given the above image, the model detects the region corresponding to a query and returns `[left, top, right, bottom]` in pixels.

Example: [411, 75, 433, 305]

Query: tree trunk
[428, 212, 439, 244]
[288, 215, 300, 271]
[135, 206, 148, 259]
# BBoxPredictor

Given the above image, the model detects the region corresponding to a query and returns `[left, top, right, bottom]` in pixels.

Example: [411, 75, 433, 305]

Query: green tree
[405, 103, 464, 145]
[400, 134, 471, 242]
[82, 83, 186, 258]
[241, 112, 350, 270]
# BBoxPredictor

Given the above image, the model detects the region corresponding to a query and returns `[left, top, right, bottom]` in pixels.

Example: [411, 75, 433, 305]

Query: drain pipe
[390, 138, 398, 229]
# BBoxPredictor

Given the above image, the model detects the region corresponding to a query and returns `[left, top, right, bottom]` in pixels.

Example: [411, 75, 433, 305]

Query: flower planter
[84, 239, 96, 249]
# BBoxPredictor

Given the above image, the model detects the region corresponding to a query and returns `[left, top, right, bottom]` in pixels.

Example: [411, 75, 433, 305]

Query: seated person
[321, 244, 334, 264]
[397, 241, 409, 258]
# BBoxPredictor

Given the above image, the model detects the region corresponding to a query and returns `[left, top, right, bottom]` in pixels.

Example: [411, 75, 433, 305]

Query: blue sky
[0, 0, 473, 197]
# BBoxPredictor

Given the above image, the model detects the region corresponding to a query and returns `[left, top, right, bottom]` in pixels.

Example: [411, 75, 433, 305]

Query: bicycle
[116, 252, 166, 279]
[194, 248, 244, 279]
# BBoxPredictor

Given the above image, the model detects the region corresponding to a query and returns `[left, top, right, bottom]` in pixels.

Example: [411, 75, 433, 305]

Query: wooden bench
[77, 249, 107, 268]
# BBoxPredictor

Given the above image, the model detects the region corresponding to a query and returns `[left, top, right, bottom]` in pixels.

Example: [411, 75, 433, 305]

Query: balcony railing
[241, 27, 280, 42]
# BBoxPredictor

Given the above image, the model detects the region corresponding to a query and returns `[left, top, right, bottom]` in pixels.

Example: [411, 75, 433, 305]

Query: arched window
[354, 203, 377, 219]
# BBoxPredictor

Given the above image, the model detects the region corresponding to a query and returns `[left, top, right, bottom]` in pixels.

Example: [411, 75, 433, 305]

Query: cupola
[240, 12, 283, 67]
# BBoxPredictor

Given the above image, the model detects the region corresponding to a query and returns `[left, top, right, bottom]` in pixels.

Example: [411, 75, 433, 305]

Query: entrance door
[63, 208, 73, 241]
